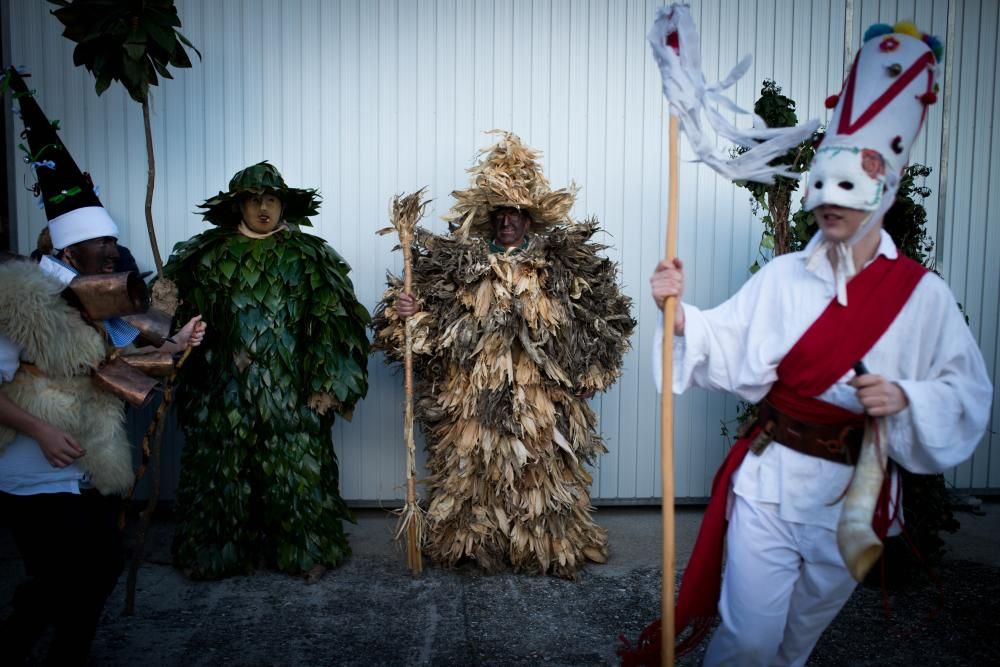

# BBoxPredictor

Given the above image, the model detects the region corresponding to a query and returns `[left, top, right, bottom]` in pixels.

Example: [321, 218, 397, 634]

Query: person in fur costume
[373, 131, 635, 578]
[166, 162, 370, 581]
[0, 67, 205, 665]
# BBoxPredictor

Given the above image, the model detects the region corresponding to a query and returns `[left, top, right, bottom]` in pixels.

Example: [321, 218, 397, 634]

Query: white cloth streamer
[647, 4, 820, 185]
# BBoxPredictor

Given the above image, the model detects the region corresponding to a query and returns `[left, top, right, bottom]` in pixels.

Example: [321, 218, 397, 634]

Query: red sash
[619, 255, 927, 666]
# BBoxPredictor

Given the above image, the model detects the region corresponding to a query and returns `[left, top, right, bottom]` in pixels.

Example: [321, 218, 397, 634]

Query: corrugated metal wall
[933, 0, 1000, 492]
[4, 0, 997, 502]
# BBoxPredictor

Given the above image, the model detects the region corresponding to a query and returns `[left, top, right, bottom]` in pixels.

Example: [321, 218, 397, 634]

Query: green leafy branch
[49, 0, 200, 103]
[49, 0, 201, 280]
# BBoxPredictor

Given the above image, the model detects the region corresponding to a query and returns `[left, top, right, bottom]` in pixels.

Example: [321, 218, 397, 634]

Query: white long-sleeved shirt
[654, 230, 993, 529]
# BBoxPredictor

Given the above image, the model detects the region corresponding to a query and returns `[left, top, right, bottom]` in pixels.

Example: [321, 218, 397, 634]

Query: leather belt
[743, 400, 864, 466]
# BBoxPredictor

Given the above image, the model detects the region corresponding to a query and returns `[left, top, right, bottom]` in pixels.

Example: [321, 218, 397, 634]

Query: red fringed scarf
[619, 255, 926, 666]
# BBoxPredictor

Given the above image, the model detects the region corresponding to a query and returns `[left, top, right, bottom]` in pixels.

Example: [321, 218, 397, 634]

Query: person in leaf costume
[372, 132, 635, 578]
[166, 162, 370, 580]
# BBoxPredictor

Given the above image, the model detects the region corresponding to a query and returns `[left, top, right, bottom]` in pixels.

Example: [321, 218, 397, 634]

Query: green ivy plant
[49, 0, 200, 278]
[165, 227, 371, 578]
[882, 164, 935, 266]
[733, 80, 820, 271]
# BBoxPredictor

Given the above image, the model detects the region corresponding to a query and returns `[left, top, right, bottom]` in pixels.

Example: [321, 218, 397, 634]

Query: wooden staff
[379, 190, 429, 575]
[124, 344, 193, 615]
[401, 222, 422, 575]
[659, 114, 680, 667]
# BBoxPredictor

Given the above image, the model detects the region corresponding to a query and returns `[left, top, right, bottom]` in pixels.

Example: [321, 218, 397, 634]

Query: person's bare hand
[33, 423, 85, 468]
[848, 373, 909, 417]
[650, 258, 685, 335]
[174, 315, 207, 349]
[396, 292, 418, 319]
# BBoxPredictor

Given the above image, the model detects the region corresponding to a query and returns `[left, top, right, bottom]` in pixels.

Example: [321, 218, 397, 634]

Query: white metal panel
[4, 0, 997, 502]
[939, 0, 1000, 491]
[983, 3, 1000, 492]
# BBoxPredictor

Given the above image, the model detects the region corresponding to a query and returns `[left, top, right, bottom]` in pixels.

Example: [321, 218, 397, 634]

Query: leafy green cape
[165, 226, 370, 579]
[372, 221, 634, 578]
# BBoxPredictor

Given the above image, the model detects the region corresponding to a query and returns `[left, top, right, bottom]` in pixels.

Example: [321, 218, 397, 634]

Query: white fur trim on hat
[48, 206, 119, 250]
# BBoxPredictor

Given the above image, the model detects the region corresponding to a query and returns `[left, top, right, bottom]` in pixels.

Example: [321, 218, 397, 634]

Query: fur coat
[0, 259, 131, 495]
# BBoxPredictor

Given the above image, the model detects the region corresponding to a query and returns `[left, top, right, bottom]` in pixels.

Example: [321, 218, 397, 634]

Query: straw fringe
[443, 130, 578, 238]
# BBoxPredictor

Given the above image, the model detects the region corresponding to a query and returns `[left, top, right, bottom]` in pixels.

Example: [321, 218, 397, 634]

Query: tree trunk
[142, 98, 164, 278]
[768, 184, 792, 256]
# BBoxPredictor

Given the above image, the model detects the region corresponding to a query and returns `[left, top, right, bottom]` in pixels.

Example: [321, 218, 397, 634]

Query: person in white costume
[649, 22, 992, 667]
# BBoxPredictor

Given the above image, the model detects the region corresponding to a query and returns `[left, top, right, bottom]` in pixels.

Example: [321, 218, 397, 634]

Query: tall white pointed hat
[802, 22, 942, 305]
[804, 22, 943, 216]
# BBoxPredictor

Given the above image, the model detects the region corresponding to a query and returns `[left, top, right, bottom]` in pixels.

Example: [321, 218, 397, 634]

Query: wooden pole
[382, 191, 428, 576]
[660, 113, 680, 667]
[141, 98, 164, 279]
[402, 234, 423, 575]
[124, 345, 193, 615]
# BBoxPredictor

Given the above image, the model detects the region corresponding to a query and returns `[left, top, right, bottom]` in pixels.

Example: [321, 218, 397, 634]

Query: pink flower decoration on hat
[879, 36, 901, 52]
[861, 149, 886, 179]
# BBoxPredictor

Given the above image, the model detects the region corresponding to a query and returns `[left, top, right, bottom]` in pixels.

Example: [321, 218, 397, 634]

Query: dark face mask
[63, 236, 120, 275]
[490, 208, 532, 248]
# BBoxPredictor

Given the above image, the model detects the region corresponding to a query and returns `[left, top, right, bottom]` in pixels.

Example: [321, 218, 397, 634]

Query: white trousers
[703, 495, 858, 667]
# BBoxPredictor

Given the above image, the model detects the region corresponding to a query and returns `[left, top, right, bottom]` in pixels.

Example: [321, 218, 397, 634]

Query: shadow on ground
[2, 504, 997, 666]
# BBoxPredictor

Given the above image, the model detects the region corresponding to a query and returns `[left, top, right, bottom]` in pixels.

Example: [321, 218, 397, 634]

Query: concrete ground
[1, 502, 998, 666]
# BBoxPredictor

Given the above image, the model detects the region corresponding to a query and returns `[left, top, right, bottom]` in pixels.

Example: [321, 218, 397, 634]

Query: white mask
[803, 146, 890, 212]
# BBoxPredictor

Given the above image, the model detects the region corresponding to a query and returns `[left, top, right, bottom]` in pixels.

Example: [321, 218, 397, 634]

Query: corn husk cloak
[373, 133, 634, 577]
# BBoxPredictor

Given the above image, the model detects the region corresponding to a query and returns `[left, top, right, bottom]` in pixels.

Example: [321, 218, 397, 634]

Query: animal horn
[836, 417, 889, 582]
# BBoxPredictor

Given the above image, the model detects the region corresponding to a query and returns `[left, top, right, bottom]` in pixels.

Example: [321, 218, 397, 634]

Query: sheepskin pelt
[0, 259, 132, 495]
[0, 260, 106, 375]
[373, 221, 635, 578]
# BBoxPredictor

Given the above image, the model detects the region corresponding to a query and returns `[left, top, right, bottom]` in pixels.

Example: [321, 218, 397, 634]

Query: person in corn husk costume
[165, 162, 370, 580]
[372, 132, 635, 578]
